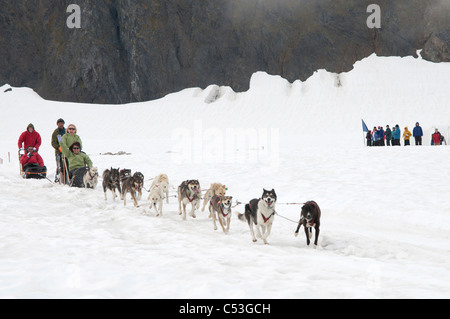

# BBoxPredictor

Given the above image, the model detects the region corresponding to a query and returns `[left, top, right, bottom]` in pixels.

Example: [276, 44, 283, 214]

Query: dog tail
[235, 211, 246, 222]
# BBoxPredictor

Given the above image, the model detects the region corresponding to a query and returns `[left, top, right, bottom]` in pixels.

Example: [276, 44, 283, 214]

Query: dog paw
[294, 232, 299, 237]
[252, 239, 257, 242]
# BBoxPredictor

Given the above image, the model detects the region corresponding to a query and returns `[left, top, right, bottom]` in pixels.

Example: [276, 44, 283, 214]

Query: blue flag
[362, 119, 369, 132]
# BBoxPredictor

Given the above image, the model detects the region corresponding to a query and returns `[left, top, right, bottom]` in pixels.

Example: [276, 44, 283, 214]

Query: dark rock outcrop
[0, 0, 449, 104]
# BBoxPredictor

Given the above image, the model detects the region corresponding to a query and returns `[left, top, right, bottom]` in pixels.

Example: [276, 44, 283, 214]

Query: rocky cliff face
[1, 0, 449, 104]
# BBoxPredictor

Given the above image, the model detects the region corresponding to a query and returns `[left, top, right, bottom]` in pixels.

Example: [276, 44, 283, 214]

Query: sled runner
[60, 153, 70, 185]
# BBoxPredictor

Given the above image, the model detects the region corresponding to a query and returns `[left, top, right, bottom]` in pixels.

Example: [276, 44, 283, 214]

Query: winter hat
[69, 142, 81, 152]
[57, 118, 65, 124]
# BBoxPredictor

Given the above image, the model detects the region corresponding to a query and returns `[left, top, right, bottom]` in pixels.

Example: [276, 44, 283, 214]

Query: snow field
[1, 53, 450, 298]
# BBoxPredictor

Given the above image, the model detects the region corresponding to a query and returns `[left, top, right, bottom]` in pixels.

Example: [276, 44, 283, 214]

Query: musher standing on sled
[60, 123, 83, 184]
[18, 123, 42, 152]
[60, 124, 82, 153]
[51, 118, 66, 183]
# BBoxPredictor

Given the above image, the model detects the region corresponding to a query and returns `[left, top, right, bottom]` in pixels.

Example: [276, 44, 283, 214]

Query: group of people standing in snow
[366, 122, 446, 147]
[18, 119, 93, 185]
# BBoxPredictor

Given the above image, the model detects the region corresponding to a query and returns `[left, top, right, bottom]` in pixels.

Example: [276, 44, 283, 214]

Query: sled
[68, 166, 89, 188]
[22, 163, 47, 180]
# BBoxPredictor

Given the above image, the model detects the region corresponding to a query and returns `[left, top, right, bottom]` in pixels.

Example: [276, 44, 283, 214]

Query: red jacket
[21, 152, 44, 168]
[432, 132, 442, 144]
[18, 130, 42, 151]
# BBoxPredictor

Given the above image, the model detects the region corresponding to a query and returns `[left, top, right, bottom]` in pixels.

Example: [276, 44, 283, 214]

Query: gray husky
[178, 180, 202, 220]
[236, 189, 277, 244]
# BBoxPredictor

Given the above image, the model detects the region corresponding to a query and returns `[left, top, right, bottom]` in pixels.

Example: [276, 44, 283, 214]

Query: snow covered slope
[0, 54, 449, 298]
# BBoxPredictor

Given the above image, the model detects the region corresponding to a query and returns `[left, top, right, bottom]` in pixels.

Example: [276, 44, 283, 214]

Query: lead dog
[102, 167, 121, 200]
[209, 195, 233, 233]
[178, 180, 201, 220]
[294, 201, 321, 247]
[236, 189, 277, 244]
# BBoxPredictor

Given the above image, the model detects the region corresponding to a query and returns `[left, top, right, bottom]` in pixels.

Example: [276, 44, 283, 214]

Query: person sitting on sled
[20, 145, 47, 178]
[60, 141, 93, 187]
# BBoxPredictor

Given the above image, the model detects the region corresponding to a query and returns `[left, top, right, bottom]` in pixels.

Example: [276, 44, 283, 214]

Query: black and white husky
[237, 189, 277, 244]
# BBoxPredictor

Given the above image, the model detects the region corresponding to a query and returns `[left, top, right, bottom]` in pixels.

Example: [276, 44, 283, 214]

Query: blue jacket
[393, 128, 401, 139]
[413, 126, 423, 137]
[373, 130, 383, 141]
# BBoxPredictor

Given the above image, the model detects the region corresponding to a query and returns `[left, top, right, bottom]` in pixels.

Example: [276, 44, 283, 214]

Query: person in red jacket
[20, 145, 45, 169]
[18, 123, 42, 152]
[432, 129, 442, 146]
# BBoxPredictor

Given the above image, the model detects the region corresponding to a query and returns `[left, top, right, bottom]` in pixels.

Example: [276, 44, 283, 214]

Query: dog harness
[249, 202, 275, 223]
[185, 190, 200, 203]
[218, 201, 230, 217]
[261, 211, 275, 223]
[182, 182, 200, 203]
[210, 196, 230, 217]
[87, 170, 98, 181]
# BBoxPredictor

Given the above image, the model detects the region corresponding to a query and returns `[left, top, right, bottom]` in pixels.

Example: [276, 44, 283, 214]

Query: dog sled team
[18, 119, 322, 247]
[107, 174, 322, 247]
